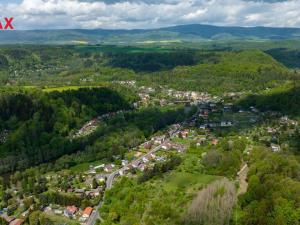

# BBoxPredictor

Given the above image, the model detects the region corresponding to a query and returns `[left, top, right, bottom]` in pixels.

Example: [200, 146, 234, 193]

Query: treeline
[39, 191, 91, 208]
[238, 86, 300, 116]
[0, 87, 136, 174]
[107, 51, 198, 72]
[29, 211, 79, 225]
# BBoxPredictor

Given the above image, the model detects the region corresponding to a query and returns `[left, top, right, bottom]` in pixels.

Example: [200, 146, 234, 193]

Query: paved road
[87, 129, 179, 224]
[106, 142, 168, 189]
[86, 143, 166, 225]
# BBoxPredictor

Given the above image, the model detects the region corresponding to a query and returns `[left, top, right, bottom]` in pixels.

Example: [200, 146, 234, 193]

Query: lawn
[42, 212, 80, 225]
[164, 172, 216, 192]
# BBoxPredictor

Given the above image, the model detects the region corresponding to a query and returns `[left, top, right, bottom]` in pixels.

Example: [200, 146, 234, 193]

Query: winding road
[86, 129, 179, 225]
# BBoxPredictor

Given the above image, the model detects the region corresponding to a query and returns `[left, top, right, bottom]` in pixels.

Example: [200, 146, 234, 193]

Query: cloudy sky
[0, 0, 299, 30]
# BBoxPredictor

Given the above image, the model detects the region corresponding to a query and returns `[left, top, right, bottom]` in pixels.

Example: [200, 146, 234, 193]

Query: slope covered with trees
[0, 87, 137, 174]
[238, 85, 300, 116]
[137, 49, 289, 93]
[239, 148, 300, 225]
[0, 46, 291, 94]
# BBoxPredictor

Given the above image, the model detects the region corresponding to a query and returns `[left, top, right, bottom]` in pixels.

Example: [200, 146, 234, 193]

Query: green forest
[0, 43, 300, 225]
[0, 87, 136, 173]
[0, 45, 296, 94]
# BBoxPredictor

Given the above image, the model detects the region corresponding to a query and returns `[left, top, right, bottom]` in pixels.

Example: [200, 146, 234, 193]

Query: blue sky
[0, 0, 299, 30]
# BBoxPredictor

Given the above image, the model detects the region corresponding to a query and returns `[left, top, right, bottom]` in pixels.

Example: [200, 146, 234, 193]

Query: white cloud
[0, 0, 299, 29]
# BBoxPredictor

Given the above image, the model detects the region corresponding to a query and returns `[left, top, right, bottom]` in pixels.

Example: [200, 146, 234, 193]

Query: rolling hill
[1, 24, 300, 44]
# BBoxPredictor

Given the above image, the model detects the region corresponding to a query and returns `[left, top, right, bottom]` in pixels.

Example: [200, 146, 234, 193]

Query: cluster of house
[137, 86, 223, 108]
[223, 92, 244, 100]
[73, 118, 99, 138]
[65, 205, 93, 222]
[197, 102, 262, 130]
[199, 121, 234, 129]
[73, 110, 130, 139]
[80, 78, 94, 82]
[165, 89, 213, 102]
[43, 205, 93, 223]
[114, 126, 187, 174]
[197, 103, 236, 129]
[63, 186, 103, 199]
[138, 93, 151, 105]
[263, 115, 299, 153]
[89, 163, 116, 174]
[127, 154, 157, 172]
[161, 141, 186, 153]
[280, 116, 298, 126]
[48, 173, 105, 200]
[118, 141, 186, 174]
[136, 87, 155, 106]
[97, 110, 129, 121]
[113, 80, 137, 87]
[139, 86, 155, 94]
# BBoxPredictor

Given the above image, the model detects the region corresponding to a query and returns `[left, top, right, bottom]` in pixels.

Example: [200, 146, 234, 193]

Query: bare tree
[184, 178, 237, 225]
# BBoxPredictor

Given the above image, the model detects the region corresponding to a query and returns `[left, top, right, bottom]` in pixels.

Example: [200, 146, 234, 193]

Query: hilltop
[0, 46, 291, 94]
[1, 24, 300, 44]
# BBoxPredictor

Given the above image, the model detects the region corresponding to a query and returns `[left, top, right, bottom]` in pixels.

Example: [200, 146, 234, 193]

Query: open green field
[42, 85, 105, 93]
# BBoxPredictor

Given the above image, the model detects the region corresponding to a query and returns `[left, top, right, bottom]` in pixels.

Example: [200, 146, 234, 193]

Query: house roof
[66, 205, 78, 214]
[83, 207, 93, 217]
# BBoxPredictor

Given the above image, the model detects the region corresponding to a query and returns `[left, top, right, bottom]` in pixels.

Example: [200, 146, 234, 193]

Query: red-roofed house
[211, 139, 218, 146]
[82, 207, 93, 218]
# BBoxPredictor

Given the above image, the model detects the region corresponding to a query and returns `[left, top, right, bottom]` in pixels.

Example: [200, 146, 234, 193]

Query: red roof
[9, 219, 24, 225]
[212, 139, 218, 145]
[83, 207, 93, 217]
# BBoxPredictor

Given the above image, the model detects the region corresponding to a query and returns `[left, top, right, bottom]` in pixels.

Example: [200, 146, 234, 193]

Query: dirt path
[237, 164, 249, 195]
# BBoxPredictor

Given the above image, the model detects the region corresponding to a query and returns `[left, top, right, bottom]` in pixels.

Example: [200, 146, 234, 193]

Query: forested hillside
[239, 148, 300, 225]
[0, 46, 292, 94]
[238, 85, 300, 116]
[138, 50, 290, 93]
[0, 87, 137, 173]
[265, 48, 300, 68]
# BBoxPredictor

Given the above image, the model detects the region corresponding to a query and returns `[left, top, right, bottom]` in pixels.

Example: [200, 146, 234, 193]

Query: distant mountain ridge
[0, 24, 300, 44]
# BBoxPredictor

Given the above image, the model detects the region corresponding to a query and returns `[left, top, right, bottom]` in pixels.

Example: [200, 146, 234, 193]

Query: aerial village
[1, 85, 299, 225]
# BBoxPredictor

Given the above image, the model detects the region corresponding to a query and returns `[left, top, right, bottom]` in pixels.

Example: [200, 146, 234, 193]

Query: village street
[86, 127, 180, 225]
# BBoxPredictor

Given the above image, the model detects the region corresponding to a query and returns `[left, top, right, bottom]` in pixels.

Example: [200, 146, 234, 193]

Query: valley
[0, 43, 299, 225]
